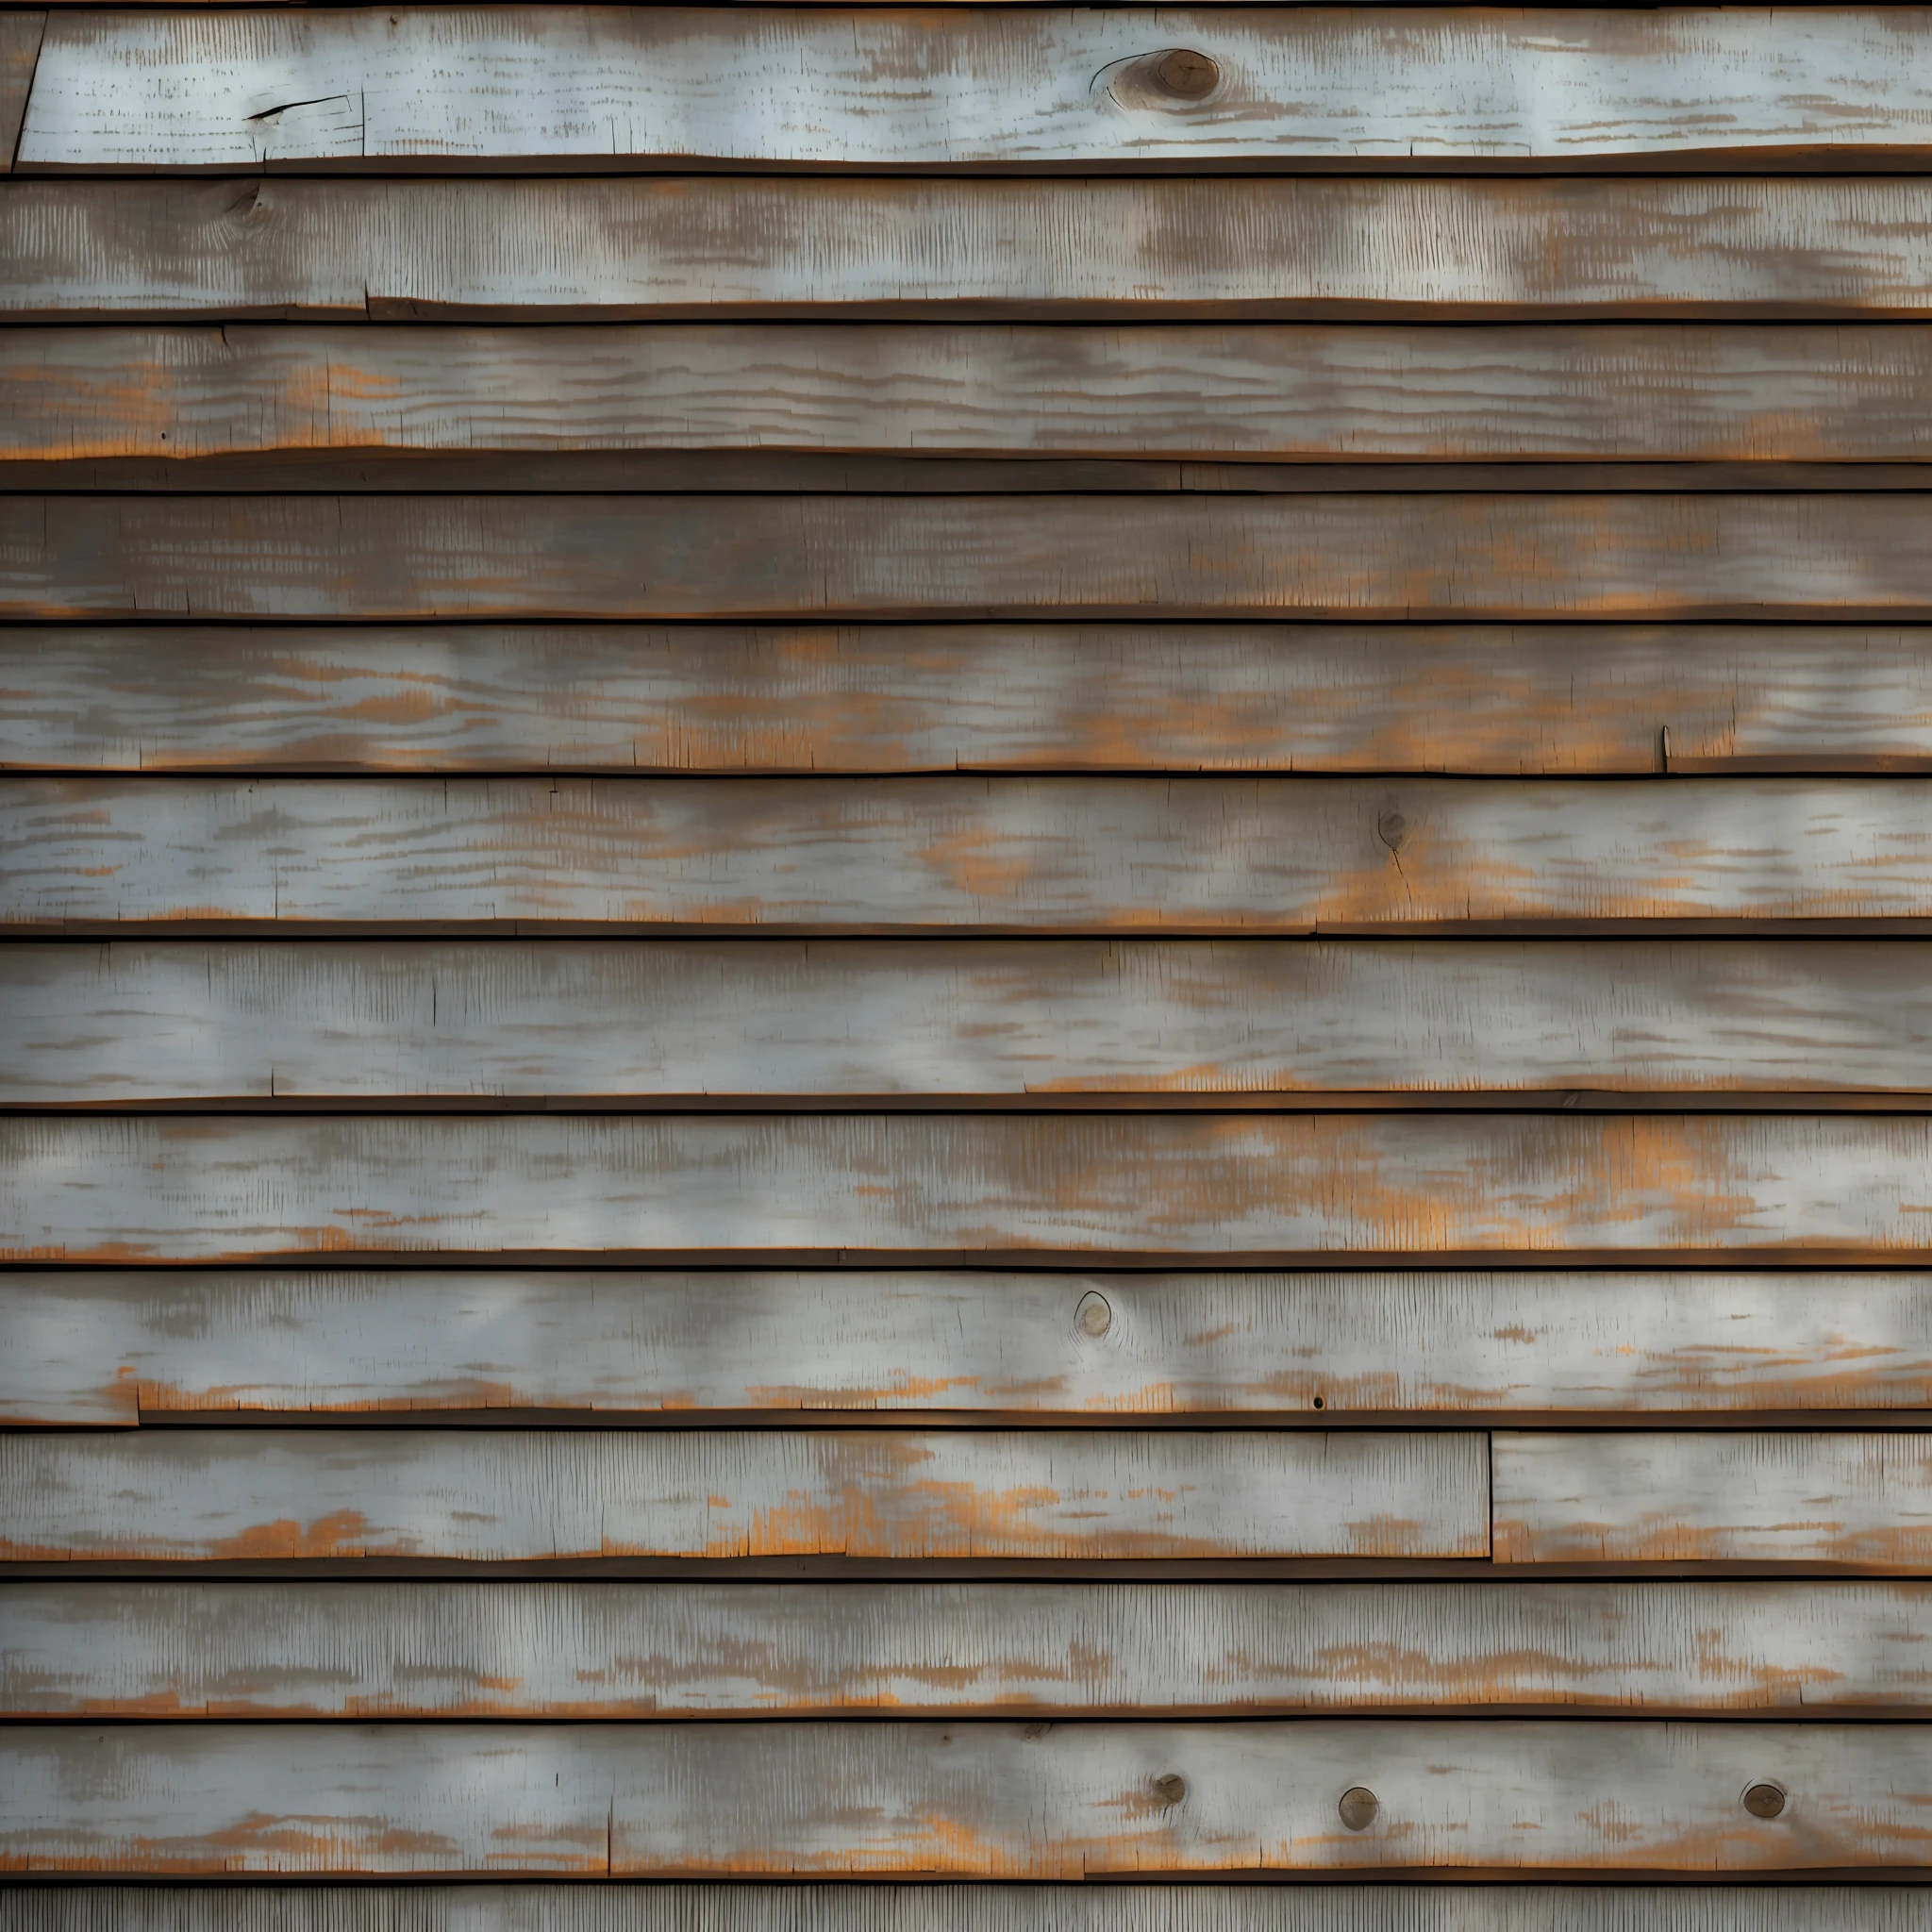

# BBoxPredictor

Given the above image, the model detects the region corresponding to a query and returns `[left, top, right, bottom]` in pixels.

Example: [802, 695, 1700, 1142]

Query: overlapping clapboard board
[7, 1, 1932, 1908]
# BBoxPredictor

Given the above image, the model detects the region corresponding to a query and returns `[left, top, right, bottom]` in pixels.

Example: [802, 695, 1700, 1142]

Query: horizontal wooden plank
[15, 177, 1932, 322]
[12, 494, 1931, 625]
[1496, 1432, 1932, 1570]
[16, 1265, 1932, 1426]
[19, 324, 1932, 466]
[18, 938, 1932, 1105]
[12, 1113, 1932, 1265]
[13, 1578, 1932, 1718]
[0, 1430, 1487, 1565]
[15, 1893, 1932, 1932]
[17, 775, 1932, 935]
[4, 1719, 1927, 1874]
[18, 623, 1932, 776]
[25, 8, 1932, 175]
[5, 1892, 1932, 1932]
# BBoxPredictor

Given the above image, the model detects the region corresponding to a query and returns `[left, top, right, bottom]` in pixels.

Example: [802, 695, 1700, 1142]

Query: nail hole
[1074, 1291, 1113, 1338]
[1338, 1787, 1379, 1831]
[1153, 48, 1219, 98]
[1743, 1782, 1787, 1819]
[1153, 1773, 1187, 1805]
[1311, 1394, 1325, 1409]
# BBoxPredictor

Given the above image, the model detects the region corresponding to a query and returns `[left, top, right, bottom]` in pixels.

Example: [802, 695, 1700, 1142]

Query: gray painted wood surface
[14, 325, 1932, 465]
[8, 1890, 1932, 1932]
[2, 1719, 1924, 1873]
[0, 1429, 1487, 1565]
[15, 939, 1932, 1105]
[18, 775, 1932, 933]
[23, 8, 1932, 173]
[14, 177, 1932, 321]
[1495, 1432, 1932, 1569]
[10, 1113, 1932, 1264]
[11, 494, 1932, 622]
[11, 1578, 1932, 1717]
[13, 1266, 1932, 1425]
[18, 623, 1932, 775]
[0, 12, 42, 170]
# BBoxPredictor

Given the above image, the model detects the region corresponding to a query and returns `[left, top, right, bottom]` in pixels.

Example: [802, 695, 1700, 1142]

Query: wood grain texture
[9, 1891, 1932, 1932]
[0, 1429, 1487, 1565]
[13, 494, 1932, 625]
[12, 1113, 1932, 1265]
[24, 8, 1932, 175]
[19, 938, 1932, 1106]
[6, 1893, 1932, 1932]
[15, 1265, 1932, 1426]
[15, 177, 1932, 322]
[19, 324, 1932, 465]
[19, 623, 1932, 776]
[0, 13, 42, 174]
[13, 1578, 1932, 1718]
[1497, 1433, 1932, 1571]
[4, 1719, 1926, 1874]
[18, 775, 1932, 934]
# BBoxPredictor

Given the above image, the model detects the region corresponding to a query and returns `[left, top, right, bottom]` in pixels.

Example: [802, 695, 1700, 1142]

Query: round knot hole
[1338, 1786, 1379, 1831]
[1074, 1291, 1113, 1339]
[1743, 1782, 1787, 1819]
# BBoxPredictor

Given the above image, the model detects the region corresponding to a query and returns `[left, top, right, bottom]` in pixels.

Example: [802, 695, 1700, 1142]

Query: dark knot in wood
[1154, 49, 1221, 98]
[1153, 1774, 1188, 1806]
[1743, 1782, 1787, 1819]
[1338, 1786, 1379, 1830]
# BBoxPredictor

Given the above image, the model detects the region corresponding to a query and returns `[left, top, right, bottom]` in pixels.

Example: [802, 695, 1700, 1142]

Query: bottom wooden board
[7, 1893, 1932, 1932]
[3, 1722, 1929, 1875]
[5, 1892, 1932, 1932]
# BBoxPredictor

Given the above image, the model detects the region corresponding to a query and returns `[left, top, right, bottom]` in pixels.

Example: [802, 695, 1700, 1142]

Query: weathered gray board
[9, 1267, 1932, 1425]
[15, 939, 1932, 1105]
[0, 1428, 1488, 1564]
[22, 8, 1932, 173]
[17, 178, 1932, 321]
[19, 775, 1932, 933]
[7, 1891, 1932, 1932]
[13, 326, 1932, 466]
[13, 1113, 1932, 1264]
[1493, 1432, 1932, 1568]
[12, 1579, 1932, 1717]
[11, 495, 1932, 622]
[2, 1720, 1925, 1873]
[17, 624, 1932, 776]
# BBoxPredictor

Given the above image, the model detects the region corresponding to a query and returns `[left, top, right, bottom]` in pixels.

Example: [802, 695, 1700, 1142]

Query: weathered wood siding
[5, 1720, 1928, 1875]
[6, 1, 1931, 1912]
[18, 1579, 1932, 1718]
[24, 9, 1932, 174]
[19, 178, 1932, 322]
[17, 624, 1932, 775]
[12, 1268, 1932, 1425]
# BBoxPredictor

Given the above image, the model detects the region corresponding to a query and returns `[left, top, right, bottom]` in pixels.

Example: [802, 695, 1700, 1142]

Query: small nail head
[1075, 1291, 1113, 1338]
[1743, 1782, 1787, 1819]
[1338, 1786, 1379, 1831]
[1154, 48, 1220, 97]
[1154, 1773, 1188, 1805]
